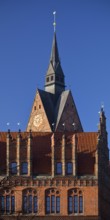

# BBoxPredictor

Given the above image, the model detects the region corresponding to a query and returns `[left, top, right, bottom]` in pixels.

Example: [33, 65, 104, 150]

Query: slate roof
[45, 33, 65, 94]
[50, 32, 59, 67]
[47, 32, 64, 77]
[55, 90, 70, 128]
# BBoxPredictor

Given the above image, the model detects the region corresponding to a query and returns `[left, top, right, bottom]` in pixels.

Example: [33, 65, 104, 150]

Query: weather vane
[53, 11, 56, 32]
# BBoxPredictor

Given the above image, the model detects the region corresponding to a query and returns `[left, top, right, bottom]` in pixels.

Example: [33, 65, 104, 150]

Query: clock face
[33, 114, 43, 127]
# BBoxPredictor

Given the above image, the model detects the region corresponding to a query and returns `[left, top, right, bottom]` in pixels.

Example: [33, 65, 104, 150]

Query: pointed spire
[99, 105, 106, 126]
[98, 105, 107, 138]
[44, 12, 65, 95]
[45, 33, 65, 95]
[50, 32, 60, 70]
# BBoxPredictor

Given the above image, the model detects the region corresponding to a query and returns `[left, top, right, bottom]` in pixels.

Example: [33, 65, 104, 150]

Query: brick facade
[0, 130, 110, 219]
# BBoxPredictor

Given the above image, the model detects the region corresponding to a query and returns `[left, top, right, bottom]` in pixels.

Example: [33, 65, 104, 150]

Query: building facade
[0, 30, 110, 220]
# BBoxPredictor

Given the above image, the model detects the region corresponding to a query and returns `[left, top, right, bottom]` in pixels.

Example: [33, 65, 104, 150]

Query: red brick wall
[12, 185, 98, 216]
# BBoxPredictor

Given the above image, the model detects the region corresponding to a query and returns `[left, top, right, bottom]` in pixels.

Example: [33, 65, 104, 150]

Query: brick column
[72, 134, 77, 176]
[62, 134, 65, 176]
[27, 130, 32, 176]
[6, 130, 10, 176]
[17, 130, 21, 176]
[51, 134, 55, 177]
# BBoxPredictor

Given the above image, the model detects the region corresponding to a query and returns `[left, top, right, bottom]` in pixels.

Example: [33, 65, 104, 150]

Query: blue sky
[0, 0, 110, 141]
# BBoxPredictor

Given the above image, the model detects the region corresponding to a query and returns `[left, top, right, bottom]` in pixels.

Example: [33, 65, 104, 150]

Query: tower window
[34, 106, 36, 110]
[51, 76, 54, 81]
[39, 105, 41, 109]
[46, 77, 49, 82]
[56, 162, 62, 175]
[45, 188, 60, 214]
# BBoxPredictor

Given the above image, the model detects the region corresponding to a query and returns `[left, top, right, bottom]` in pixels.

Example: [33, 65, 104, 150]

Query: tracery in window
[45, 188, 60, 214]
[68, 188, 83, 214]
[0, 189, 15, 214]
[22, 188, 38, 214]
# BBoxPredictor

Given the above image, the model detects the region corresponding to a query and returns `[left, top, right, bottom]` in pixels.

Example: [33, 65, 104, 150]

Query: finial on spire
[53, 11, 56, 32]
[101, 102, 104, 112]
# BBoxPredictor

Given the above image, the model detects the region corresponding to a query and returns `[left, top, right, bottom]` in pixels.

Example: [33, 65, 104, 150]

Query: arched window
[45, 188, 60, 214]
[22, 188, 38, 214]
[68, 188, 83, 214]
[0, 189, 15, 214]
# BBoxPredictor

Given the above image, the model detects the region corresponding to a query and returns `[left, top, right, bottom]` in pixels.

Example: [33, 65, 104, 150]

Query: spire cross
[53, 11, 56, 32]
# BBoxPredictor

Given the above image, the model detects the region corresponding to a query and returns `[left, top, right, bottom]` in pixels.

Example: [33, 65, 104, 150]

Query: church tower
[45, 32, 65, 96]
[27, 25, 83, 132]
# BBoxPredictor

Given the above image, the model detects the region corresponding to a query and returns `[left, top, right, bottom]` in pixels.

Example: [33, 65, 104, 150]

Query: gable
[27, 90, 52, 132]
[55, 90, 83, 132]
